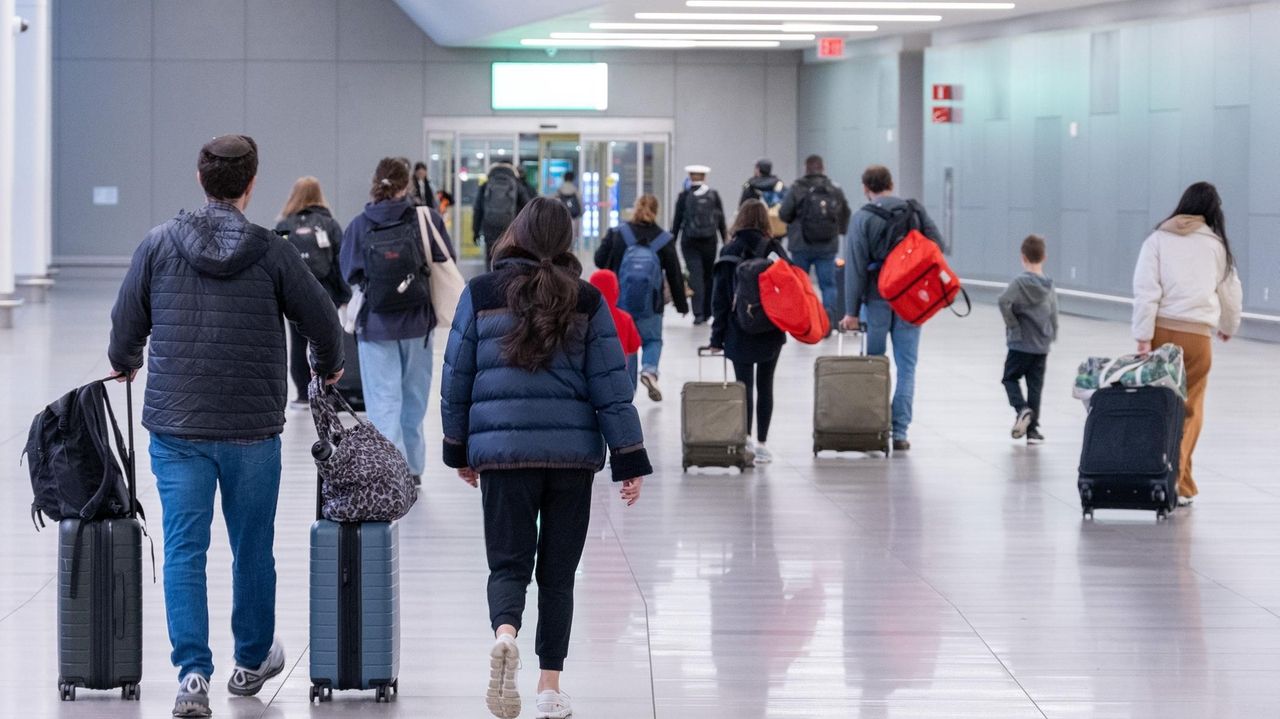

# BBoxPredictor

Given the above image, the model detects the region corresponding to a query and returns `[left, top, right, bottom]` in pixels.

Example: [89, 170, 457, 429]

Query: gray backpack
[308, 379, 417, 522]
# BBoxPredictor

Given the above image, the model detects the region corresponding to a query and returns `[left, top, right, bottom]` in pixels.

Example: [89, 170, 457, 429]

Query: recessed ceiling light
[589, 21, 877, 32]
[551, 31, 815, 41]
[520, 38, 782, 48]
[687, 1, 1014, 8]
[636, 12, 943, 21]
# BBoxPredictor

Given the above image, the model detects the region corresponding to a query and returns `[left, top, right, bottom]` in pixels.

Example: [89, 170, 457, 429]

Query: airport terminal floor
[3, 277, 1280, 719]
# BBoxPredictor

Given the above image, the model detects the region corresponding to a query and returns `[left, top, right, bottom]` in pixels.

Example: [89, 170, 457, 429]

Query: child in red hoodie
[590, 269, 643, 395]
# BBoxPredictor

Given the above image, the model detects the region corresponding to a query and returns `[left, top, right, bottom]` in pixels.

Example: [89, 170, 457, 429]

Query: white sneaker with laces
[487, 634, 522, 718]
[536, 689, 573, 719]
[173, 673, 212, 718]
[228, 636, 285, 696]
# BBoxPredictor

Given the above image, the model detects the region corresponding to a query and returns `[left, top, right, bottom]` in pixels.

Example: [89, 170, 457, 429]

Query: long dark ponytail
[493, 197, 584, 371]
[1162, 181, 1236, 280]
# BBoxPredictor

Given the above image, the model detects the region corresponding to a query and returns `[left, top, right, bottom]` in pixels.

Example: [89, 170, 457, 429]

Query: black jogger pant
[1002, 349, 1047, 430]
[682, 237, 717, 321]
[287, 322, 310, 402]
[481, 468, 594, 672]
[732, 357, 779, 443]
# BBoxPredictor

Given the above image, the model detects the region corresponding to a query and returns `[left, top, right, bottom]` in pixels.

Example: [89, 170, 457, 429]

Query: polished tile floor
[3, 276, 1279, 718]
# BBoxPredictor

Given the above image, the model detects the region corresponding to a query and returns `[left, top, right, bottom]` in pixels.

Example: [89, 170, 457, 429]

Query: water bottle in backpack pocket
[617, 224, 672, 320]
[361, 211, 430, 314]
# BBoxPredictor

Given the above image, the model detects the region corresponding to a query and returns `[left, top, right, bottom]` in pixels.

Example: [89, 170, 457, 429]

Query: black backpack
[718, 236, 778, 335]
[481, 172, 520, 239]
[361, 209, 431, 314]
[23, 380, 137, 529]
[284, 213, 334, 280]
[683, 189, 721, 239]
[799, 180, 841, 242]
[862, 199, 924, 266]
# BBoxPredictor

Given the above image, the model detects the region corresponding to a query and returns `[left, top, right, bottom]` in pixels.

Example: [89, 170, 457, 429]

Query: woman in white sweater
[1132, 182, 1243, 505]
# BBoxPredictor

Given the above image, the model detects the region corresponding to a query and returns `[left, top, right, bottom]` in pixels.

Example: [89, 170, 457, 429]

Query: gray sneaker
[227, 637, 285, 697]
[174, 673, 212, 718]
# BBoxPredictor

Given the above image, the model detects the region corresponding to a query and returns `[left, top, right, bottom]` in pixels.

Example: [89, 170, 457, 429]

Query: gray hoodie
[998, 271, 1059, 355]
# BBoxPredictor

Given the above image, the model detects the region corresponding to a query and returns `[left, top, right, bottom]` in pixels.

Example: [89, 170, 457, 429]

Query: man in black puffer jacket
[107, 135, 343, 718]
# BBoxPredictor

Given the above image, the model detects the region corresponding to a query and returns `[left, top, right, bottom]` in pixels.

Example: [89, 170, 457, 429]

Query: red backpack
[865, 201, 970, 326]
[759, 260, 831, 344]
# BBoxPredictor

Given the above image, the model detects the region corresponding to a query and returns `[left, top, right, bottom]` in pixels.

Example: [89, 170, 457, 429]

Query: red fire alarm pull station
[932, 84, 953, 101]
[818, 37, 845, 59]
[932, 107, 954, 124]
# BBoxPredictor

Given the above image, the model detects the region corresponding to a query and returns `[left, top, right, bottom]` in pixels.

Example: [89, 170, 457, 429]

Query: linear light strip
[520, 38, 782, 48]
[687, 1, 1014, 8]
[636, 12, 943, 21]
[551, 32, 816, 41]
[589, 21, 878, 32]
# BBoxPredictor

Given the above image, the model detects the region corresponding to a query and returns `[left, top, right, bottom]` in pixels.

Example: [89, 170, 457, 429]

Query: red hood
[589, 270, 620, 308]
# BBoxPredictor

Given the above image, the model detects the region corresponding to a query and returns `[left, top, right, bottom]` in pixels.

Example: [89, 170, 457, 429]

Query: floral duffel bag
[1072, 343, 1188, 407]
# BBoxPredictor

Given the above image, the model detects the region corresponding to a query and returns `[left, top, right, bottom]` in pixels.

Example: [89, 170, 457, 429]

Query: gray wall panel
[247, 0, 339, 61]
[153, 0, 246, 60]
[56, 61, 153, 257]
[1245, 215, 1279, 312]
[151, 62, 248, 218]
[244, 62, 340, 228]
[336, 62, 425, 219]
[606, 63, 677, 118]
[55, 0, 152, 60]
[337, 0, 425, 62]
[765, 64, 799, 181]
[1212, 12, 1251, 108]
[675, 64, 766, 193]
[423, 62, 491, 117]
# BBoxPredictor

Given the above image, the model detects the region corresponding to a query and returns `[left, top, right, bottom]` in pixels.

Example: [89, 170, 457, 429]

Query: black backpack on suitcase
[1078, 385, 1185, 520]
[24, 378, 147, 701]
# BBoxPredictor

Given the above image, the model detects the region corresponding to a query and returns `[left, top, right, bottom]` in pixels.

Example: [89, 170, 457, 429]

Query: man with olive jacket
[108, 135, 344, 718]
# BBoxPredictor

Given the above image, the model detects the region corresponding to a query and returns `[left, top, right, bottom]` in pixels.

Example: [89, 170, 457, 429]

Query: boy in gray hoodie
[998, 235, 1059, 442]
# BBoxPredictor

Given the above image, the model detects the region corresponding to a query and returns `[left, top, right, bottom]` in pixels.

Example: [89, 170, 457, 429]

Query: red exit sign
[818, 37, 844, 59]
[932, 84, 954, 101]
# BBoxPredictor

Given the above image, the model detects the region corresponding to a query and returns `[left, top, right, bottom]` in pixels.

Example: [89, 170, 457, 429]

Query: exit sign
[818, 37, 844, 59]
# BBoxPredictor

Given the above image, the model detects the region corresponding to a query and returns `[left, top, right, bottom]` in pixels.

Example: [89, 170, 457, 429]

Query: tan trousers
[1152, 326, 1212, 498]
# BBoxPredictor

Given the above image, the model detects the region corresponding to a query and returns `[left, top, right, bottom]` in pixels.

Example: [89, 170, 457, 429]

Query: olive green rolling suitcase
[681, 349, 753, 471]
[813, 331, 893, 456]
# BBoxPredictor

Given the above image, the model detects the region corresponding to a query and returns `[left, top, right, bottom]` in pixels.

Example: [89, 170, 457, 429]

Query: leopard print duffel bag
[308, 378, 416, 522]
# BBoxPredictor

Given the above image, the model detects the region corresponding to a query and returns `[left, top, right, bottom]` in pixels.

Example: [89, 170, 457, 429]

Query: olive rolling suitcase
[1078, 385, 1185, 520]
[57, 380, 143, 702]
[681, 349, 753, 471]
[309, 468, 400, 703]
[813, 331, 893, 456]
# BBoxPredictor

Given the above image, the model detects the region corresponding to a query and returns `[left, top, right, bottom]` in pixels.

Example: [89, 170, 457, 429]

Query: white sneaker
[173, 674, 211, 717]
[1011, 408, 1034, 439]
[536, 690, 574, 719]
[1177, 495, 1195, 507]
[228, 636, 285, 696]
[487, 634, 521, 718]
[640, 371, 662, 402]
[753, 443, 773, 464]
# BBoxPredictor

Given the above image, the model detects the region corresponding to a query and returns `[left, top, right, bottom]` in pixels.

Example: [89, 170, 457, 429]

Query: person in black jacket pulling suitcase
[442, 198, 651, 719]
[275, 176, 352, 408]
[108, 135, 345, 718]
[708, 200, 789, 465]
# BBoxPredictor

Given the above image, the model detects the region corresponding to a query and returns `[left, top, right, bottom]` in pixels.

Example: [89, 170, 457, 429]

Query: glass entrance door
[579, 135, 668, 249]
[456, 135, 515, 261]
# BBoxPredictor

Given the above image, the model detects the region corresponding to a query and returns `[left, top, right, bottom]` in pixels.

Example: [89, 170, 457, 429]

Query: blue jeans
[862, 298, 922, 440]
[150, 433, 282, 680]
[633, 315, 663, 376]
[358, 334, 433, 475]
[789, 247, 837, 312]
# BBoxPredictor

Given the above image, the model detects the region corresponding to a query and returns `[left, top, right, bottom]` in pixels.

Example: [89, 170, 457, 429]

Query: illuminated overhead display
[491, 63, 609, 111]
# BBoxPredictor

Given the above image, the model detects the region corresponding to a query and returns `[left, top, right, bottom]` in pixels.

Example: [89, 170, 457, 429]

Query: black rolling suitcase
[55, 380, 145, 701]
[1078, 385, 1185, 520]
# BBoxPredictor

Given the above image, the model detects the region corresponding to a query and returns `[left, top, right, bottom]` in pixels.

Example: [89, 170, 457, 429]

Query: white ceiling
[398, 0, 1130, 50]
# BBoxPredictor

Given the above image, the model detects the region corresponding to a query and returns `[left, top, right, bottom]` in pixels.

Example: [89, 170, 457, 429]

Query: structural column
[14, 0, 52, 302]
[0, 0, 24, 328]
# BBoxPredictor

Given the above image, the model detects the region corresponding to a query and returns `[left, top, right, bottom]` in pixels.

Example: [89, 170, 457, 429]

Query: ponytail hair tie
[540, 257, 554, 268]
[379, 178, 392, 187]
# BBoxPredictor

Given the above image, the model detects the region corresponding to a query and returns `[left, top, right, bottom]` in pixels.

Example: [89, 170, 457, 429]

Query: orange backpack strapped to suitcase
[866, 201, 971, 326]
[759, 260, 830, 344]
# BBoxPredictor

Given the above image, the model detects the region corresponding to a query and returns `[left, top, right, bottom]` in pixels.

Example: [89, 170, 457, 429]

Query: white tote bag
[417, 207, 466, 328]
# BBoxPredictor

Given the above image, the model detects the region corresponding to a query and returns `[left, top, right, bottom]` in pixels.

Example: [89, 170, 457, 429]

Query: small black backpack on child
[361, 209, 431, 314]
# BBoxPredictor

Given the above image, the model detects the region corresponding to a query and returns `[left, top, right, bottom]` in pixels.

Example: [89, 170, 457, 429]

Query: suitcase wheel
[310, 683, 333, 703]
[375, 683, 393, 703]
[1082, 507, 1094, 521]
[1157, 507, 1170, 521]
[121, 683, 140, 701]
[59, 683, 75, 702]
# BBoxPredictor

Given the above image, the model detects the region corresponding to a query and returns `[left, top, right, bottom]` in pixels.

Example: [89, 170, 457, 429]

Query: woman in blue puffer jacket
[440, 197, 651, 719]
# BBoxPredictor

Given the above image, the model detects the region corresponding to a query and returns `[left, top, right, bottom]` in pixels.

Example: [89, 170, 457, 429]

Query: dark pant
[682, 237, 717, 320]
[481, 468, 594, 672]
[1002, 350, 1047, 430]
[732, 357, 779, 442]
[288, 322, 310, 402]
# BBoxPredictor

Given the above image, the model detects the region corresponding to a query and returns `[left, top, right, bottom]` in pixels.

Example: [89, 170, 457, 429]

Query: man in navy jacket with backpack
[108, 135, 343, 718]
